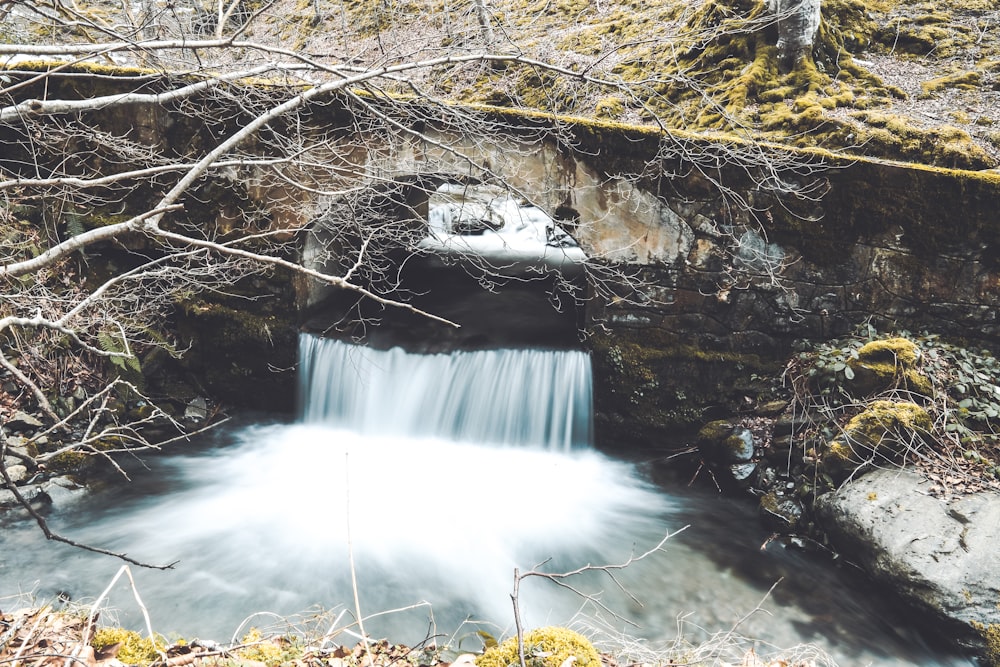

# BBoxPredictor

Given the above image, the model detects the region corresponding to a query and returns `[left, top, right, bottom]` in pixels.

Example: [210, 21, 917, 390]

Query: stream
[0, 337, 973, 666]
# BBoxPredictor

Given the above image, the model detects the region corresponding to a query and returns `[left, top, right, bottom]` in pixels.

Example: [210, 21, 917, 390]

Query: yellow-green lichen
[91, 627, 165, 666]
[920, 70, 983, 98]
[847, 337, 934, 397]
[835, 400, 933, 454]
[697, 419, 735, 444]
[476, 627, 601, 667]
[972, 621, 1000, 667]
[236, 628, 303, 666]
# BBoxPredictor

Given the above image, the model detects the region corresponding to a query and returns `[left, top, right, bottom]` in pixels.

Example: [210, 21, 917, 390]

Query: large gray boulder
[814, 467, 1000, 648]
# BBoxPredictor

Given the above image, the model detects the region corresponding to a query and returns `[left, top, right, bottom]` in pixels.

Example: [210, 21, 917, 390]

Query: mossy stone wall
[559, 119, 1000, 447]
[6, 68, 1000, 427]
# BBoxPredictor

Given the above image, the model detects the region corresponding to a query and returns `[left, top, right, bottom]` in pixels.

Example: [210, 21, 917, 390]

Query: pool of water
[0, 417, 972, 666]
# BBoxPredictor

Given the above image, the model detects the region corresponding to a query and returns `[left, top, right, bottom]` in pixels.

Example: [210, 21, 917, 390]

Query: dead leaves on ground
[0, 608, 453, 667]
[2, 608, 823, 667]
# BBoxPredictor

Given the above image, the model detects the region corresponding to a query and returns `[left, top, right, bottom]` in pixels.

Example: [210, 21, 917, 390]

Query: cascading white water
[298, 335, 593, 450]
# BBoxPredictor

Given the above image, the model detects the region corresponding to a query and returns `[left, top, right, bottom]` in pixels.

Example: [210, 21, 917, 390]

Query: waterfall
[298, 333, 593, 450]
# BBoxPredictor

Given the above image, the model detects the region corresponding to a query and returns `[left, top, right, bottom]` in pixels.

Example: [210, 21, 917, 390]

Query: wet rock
[42, 476, 86, 507]
[759, 490, 803, 530]
[698, 421, 755, 463]
[755, 465, 778, 491]
[730, 462, 758, 487]
[697, 419, 762, 489]
[0, 483, 50, 509]
[185, 397, 209, 421]
[815, 467, 1000, 649]
[727, 428, 755, 462]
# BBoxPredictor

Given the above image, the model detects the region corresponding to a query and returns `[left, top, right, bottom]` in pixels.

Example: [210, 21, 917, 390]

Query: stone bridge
[263, 116, 1000, 440]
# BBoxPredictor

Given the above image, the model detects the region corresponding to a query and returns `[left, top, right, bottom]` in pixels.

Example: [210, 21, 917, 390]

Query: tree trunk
[473, 0, 496, 49]
[768, 0, 822, 72]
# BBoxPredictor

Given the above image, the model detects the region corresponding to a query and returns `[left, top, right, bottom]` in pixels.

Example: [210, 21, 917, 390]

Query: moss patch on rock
[476, 627, 600, 667]
[91, 627, 166, 666]
[972, 621, 1000, 667]
[820, 400, 932, 479]
[847, 337, 934, 397]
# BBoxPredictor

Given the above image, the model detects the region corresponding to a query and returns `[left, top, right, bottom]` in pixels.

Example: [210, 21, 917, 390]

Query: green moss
[180, 300, 282, 347]
[1, 59, 157, 79]
[759, 489, 782, 514]
[920, 70, 982, 98]
[972, 621, 1000, 667]
[697, 419, 735, 443]
[758, 490, 801, 528]
[594, 96, 625, 119]
[589, 326, 779, 439]
[46, 450, 88, 471]
[237, 628, 303, 666]
[846, 111, 994, 170]
[875, 15, 970, 57]
[92, 627, 165, 666]
[827, 440, 854, 463]
[822, 0, 882, 51]
[835, 400, 933, 454]
[858, 337, 921, 366]
[476, 627, 600, 667]
[819, 400, 933, 480]
[848, 337, 934, 397]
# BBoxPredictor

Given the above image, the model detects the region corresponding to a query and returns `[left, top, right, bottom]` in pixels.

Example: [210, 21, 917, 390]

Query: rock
[42, 476, 86, 507]
[5, 410, 43, 430]
[730, 462, 757, 487]
[759, 490, 803, 530]
[814, 467, 1000, 649]
[4, 464, 28, 484]
[765, 434, 794, 462]
[0, 482, 50, 509]
[755, 399, 790, 416]
[726, 428, 755, 462]
[772, 412, 812, 438]
[698, 421, 755, 463]
[185, 397, 209, 421]
[846, 337, 933, 397]
[3, 434, 29, 450]
[818, 400, 932, 482]
[697, 419, 735, 444]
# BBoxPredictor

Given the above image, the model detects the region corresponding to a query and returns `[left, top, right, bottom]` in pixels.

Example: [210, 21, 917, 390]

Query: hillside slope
[247, 0, 1000, 169]
[3, 0, 999, 168]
